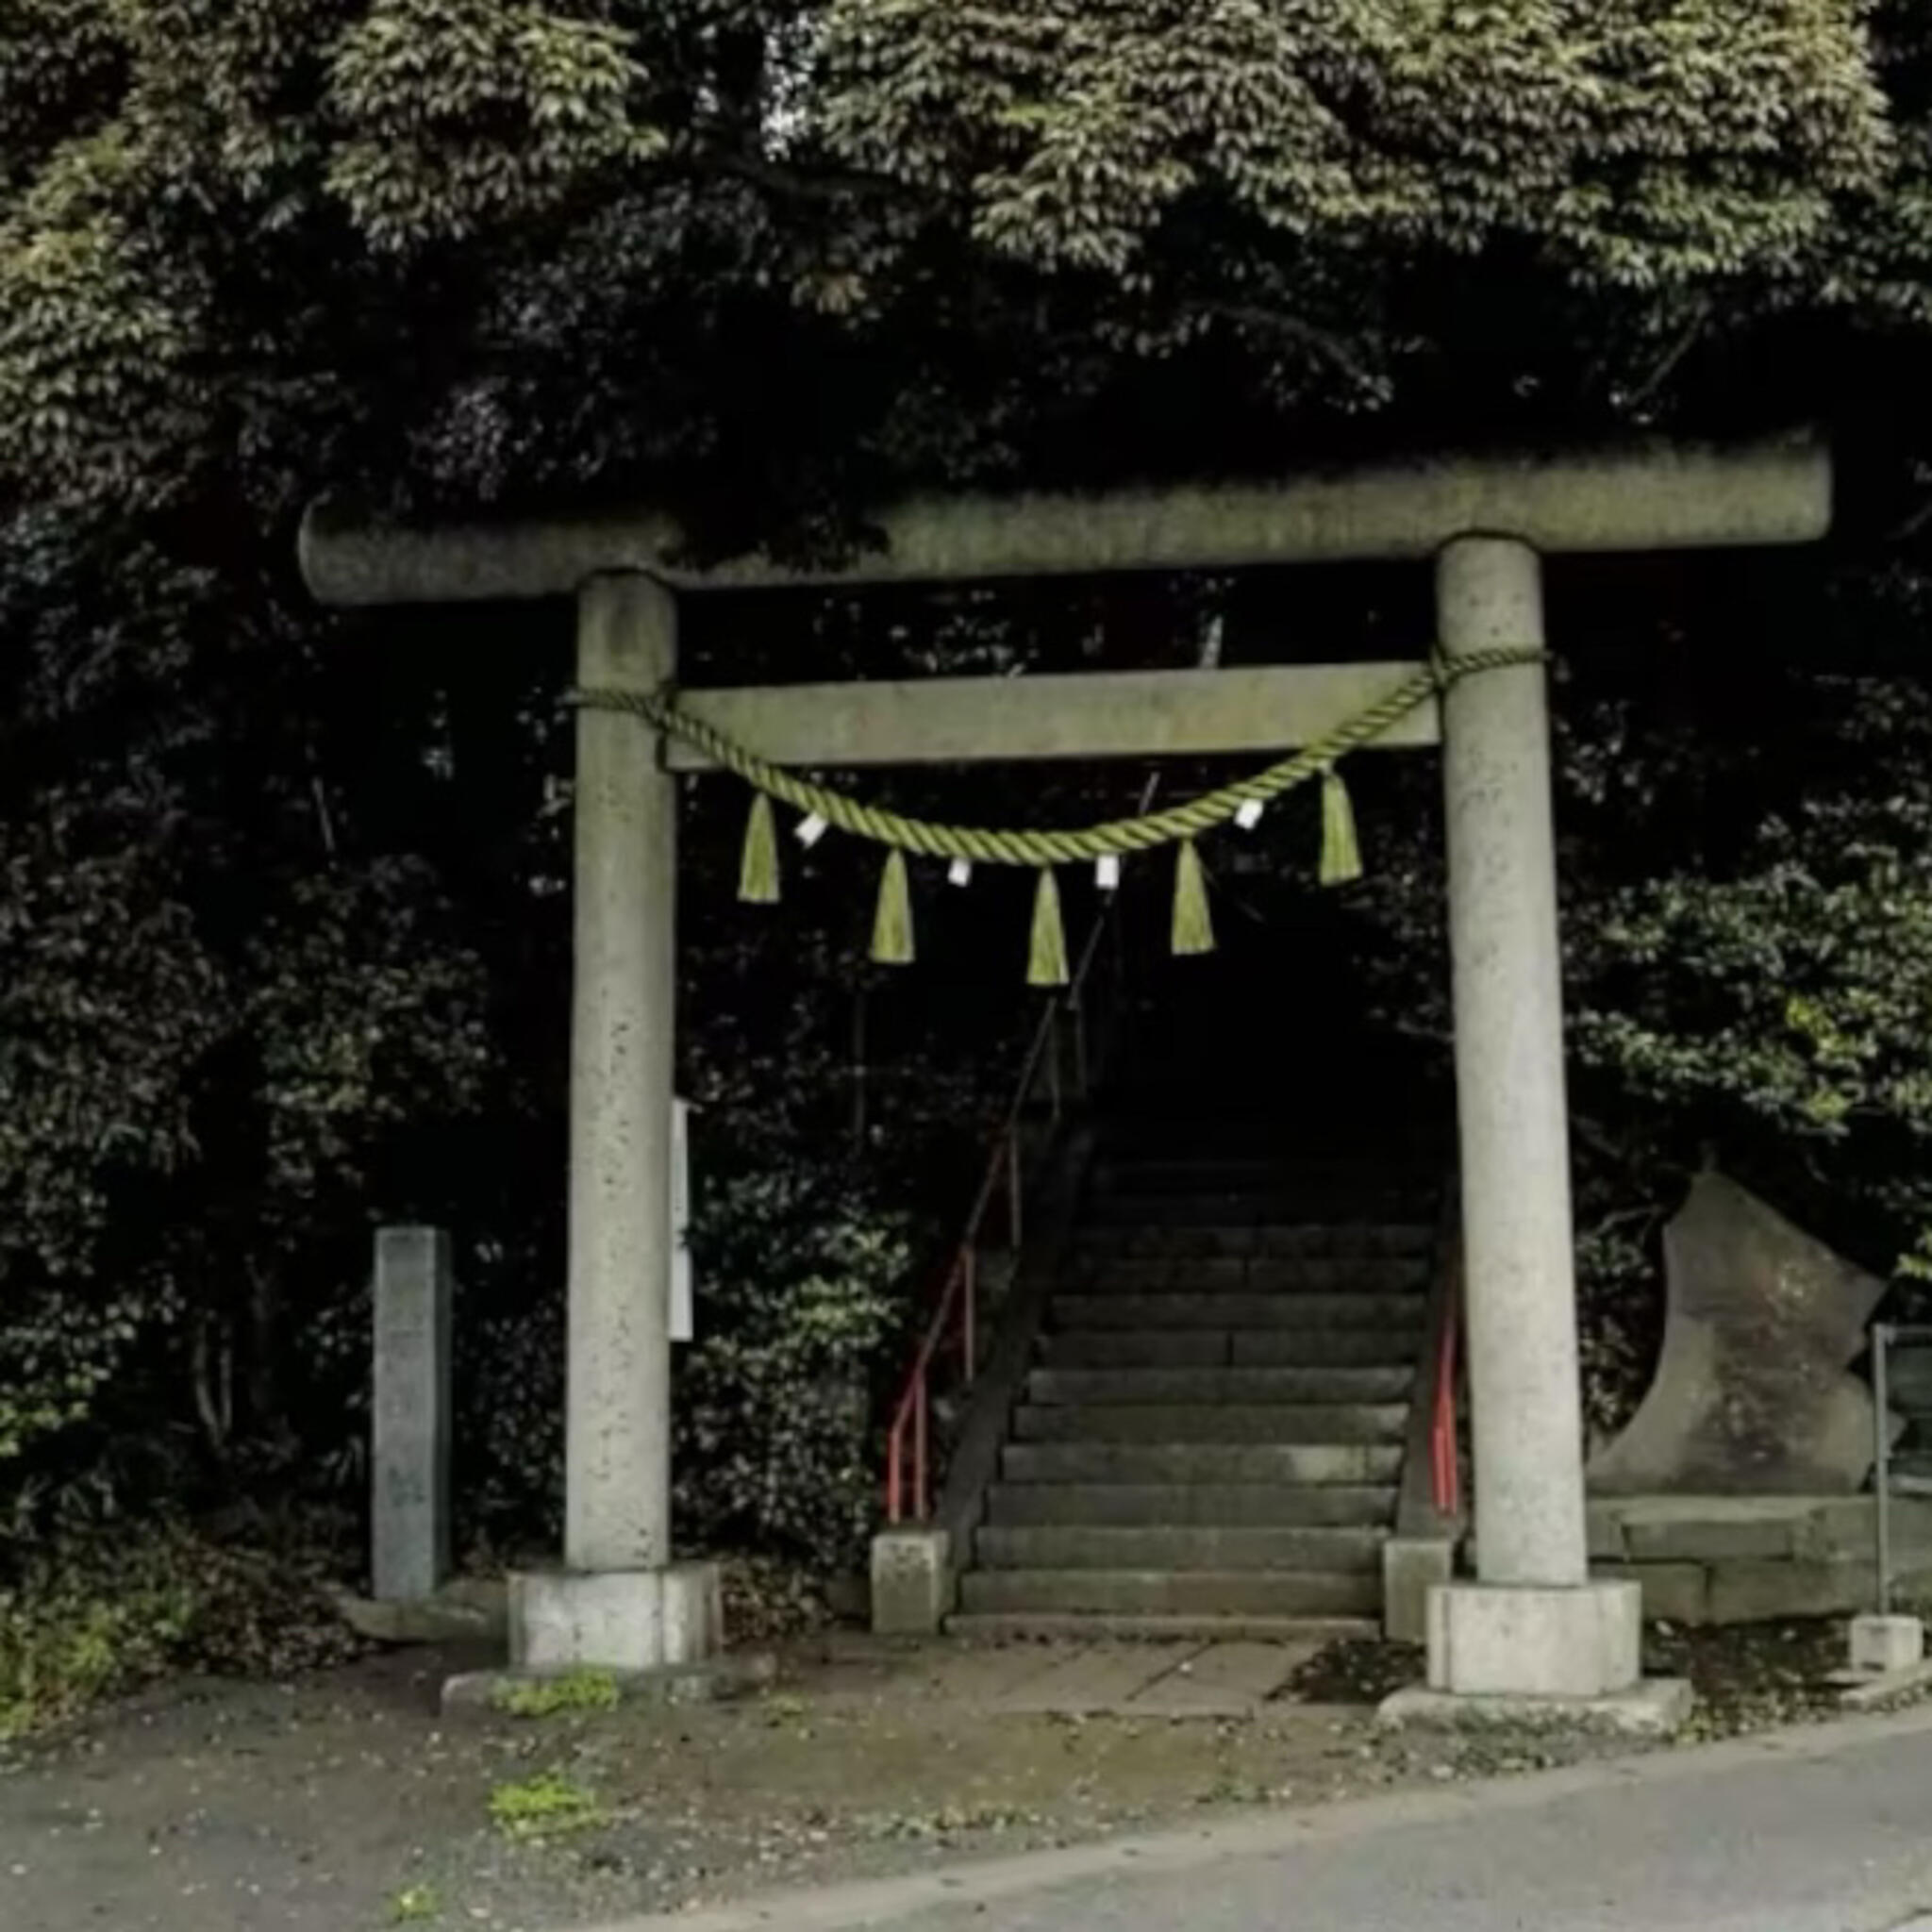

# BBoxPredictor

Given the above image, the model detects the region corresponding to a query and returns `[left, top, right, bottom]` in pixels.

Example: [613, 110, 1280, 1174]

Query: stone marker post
[373, 1224, 453, 1603]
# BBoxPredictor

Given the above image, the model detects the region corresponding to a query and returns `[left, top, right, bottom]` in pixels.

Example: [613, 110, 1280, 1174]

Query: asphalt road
[612, 1705, 1932, 1932]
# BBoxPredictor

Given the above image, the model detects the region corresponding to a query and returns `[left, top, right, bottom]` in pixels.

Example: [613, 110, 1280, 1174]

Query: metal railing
[1430, 1270, 1461, 1519]
[1870, 1322, 1932, 1615]
[882, 896, 1131, 1526]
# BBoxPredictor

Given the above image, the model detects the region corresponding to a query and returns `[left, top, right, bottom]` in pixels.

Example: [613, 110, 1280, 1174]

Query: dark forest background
[8, 0, 1932, 1724]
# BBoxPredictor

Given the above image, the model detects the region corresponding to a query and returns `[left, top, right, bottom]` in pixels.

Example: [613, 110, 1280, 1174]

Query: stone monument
[1589, 1173, 1888, 1496]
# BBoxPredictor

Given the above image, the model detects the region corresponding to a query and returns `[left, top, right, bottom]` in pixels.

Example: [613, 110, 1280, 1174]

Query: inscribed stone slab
[372, 1225, 452, 1602]
[1588, 1174, 1886, 1496]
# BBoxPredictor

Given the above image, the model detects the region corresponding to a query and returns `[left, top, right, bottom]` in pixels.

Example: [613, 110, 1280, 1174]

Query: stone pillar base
[1382, 1538, 1456, 1645]
[508, 1561, 722, 1674]
[870, 1529, 952, 1635]
[1428, 1579, 1641, 1699]
[1375, 1578, 1690, 1735]
[1849, 1612, 1924, 1676]
[1378, 1677, 1690, 1737]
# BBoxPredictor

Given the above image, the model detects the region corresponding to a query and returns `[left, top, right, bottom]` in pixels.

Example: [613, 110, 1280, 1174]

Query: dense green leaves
[675, 1165, 908, 1566]
[328, 1, 662, 248]
[818, 0, 1892, 280]
[8, 0, 1932, 529]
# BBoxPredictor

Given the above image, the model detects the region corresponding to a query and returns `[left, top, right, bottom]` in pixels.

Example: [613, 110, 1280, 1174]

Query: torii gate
[303, 438, 1830, 1716]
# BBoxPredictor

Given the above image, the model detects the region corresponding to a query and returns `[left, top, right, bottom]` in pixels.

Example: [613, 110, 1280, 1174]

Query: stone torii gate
[302, 438, 1830, 1717]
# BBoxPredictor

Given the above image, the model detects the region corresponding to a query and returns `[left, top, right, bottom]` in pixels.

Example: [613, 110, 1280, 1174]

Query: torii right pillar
[1420, 531, 1639, 1713]
[1403, 493, 1822, 1729]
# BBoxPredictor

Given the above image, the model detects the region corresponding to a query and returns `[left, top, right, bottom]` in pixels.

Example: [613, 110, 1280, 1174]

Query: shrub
[0, 1518, 362, 1740]
[675, 1164, 911, 1572]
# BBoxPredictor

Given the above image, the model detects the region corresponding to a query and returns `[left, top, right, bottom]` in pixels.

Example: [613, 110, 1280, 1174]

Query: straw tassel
[737, 793, 780, 904]
[1320, 764, 1363, 887]
[1027, 868, 1070, 988]
[871, 849, 914, 965]
[1171, 840, 1215, 957]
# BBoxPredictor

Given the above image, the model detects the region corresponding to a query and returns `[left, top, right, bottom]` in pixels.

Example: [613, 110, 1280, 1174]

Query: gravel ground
[0, 1623, 1896, 1932]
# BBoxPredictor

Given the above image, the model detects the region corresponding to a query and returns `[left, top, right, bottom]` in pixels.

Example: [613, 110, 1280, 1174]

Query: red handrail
[1429, 1273, 1460, 1519]
[883, 908, 1120, 1526]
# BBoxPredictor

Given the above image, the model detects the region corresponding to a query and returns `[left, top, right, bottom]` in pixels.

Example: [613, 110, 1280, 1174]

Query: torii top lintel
[299, 436, 1831, 608]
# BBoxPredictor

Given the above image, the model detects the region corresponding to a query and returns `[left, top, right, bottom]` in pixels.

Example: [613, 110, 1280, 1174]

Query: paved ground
[0, 1626, 1913, 1932]
[0, 1636, 1480, 1932]
[591, 1705, 1932, 1932]
[808, 1635, 1322, 1716]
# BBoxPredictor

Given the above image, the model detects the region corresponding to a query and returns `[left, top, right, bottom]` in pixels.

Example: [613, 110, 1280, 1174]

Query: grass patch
[390, 1882, 441, 1922]
[492, 1669, 620, 1719]
[0, 1519, 361, 1742]
[2, 1530, 205, 1746]
[489, 1770, 607, 1841]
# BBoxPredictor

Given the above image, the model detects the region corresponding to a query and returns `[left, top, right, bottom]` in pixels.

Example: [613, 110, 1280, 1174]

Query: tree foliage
[8, 1, 1932, 525]
[821, 2, 1895, 280]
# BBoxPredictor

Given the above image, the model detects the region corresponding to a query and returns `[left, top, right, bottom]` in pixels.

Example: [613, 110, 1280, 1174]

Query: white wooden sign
[672, 1097, 693, 1342]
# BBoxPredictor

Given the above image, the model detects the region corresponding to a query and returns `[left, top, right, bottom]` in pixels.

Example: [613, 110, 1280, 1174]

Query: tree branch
[1886, 491, 1932, 547]
[1187, 299, 1380, 390]
[683, 144, 925, 208]
[1621, 302, 1712, 412]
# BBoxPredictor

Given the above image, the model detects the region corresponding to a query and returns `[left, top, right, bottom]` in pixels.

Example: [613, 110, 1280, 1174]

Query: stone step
[1088, 1193, 1429, 1227]
[986, 1481, 1399, 1529]
[1002, 1441, 1404, 1486]
[1026, 1366, 1414, 1407]
[1060, 1257, 1430, 1293]
[1014, 1403, 1408, 1445]
[1092, 1158, 1284, 1193]
[1075, 1224, 1436, 1260]
[1093, 1157, 1436, 1195]
[974, 1524, 1388, 1574]
[1051, 1291, 1424, 1332]
[945, 1610, 1381, 1643]
[996, 1444, 1406, 1483]
[1039, 1329, 1422, 1370]
[1226, 1329, 1424, 1367]
[958, 1568, 1382, 1619]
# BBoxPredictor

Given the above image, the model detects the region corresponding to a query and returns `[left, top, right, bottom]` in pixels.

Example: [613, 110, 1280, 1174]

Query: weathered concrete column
[1439, 535, 1589, 1591]
[372, 1225, 453, 1603]
[566, 571, 678, 1575]
[1389, 535, 1683, 1728]
[508, 571, 720, 1675]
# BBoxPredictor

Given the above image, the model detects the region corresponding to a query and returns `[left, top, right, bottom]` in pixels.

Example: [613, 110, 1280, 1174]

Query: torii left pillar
[509, 571, 722, 1674]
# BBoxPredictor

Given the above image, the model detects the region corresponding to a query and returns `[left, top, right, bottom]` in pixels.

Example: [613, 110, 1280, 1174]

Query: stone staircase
[949, 1142, 1439, 1638]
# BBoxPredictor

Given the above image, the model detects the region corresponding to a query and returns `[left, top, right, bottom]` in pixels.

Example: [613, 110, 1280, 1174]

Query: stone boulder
[1588, 1172, 1887, 1496]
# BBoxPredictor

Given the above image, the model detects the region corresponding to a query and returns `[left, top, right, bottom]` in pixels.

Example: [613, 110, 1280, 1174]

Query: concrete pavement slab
[574, 1701, 1932, 1932]
[1124, 1641, 1312, 1717]
[994, 1642, 1201, 1714]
